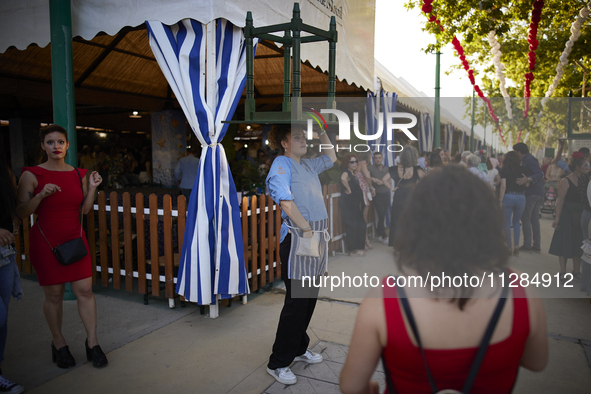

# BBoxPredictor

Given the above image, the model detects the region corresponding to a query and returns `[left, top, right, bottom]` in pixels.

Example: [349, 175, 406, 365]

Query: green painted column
[49, 0, 77, 166]
[433, 42, 441, 148]
[483, 106, 487, 154]
[470, 91, 475, 152]
[50, 0, 78, 300]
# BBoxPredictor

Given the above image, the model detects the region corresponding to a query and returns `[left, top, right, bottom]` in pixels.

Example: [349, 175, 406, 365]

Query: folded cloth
[580, 239, 591, 265]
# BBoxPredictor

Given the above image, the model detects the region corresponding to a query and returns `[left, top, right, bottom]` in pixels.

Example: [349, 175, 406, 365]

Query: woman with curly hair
[340, 165, 548, 394]
[340, 153, 367, 256]
[381, 145, 425, 246]
[549, 152, 588, 281]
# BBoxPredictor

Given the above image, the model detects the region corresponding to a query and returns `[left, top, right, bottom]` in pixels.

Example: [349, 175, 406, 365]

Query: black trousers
[268, 234, 319, 369]
[373, 192, 389, 238]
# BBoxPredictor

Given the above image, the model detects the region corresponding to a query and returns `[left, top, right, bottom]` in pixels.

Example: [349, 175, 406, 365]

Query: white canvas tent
[0, 0, 376, 90]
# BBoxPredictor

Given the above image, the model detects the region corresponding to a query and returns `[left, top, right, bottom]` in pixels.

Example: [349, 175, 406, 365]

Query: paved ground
[3, 214, 591, 393]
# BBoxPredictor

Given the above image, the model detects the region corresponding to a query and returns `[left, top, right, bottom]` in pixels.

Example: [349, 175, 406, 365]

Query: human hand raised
[0, 228, 15, 247]
[38, 183, 61, 199]
[89, 171, 103, 188]
[515, 174, 528, 186]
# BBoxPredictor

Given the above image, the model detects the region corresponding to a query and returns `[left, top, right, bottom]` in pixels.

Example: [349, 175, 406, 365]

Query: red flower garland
[421, 0, 506, 145]
[524, 0, 545, 118]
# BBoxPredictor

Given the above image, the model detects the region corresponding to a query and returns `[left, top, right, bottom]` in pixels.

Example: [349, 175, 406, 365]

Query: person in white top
[466, 154, 491, 185]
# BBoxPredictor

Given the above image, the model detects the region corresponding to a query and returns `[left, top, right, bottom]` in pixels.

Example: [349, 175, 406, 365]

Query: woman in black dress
[549, 152, 588, 280]
[340, 153, 367, 256]
[382, 145, 425, 246]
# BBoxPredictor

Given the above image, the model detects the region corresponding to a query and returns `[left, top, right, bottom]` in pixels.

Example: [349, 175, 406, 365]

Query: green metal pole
[282, 30, 291, 112]
[49, 0, 77, 166]
[483, 106, 487, 154]
[245, 12, 255, 120]
[50, 0, 77, 300]
[470, 91, 475, 152]
[433, 42, 441, 148]
[567, 90, 573, 138]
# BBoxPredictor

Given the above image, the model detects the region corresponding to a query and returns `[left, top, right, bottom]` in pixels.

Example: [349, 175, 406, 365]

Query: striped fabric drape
[419, 112, 433, 153]
[458, 131, 466, 153]
[444, 124, 455, 153]
[366, 89, 398, 168]
[146, 19, 253, 304]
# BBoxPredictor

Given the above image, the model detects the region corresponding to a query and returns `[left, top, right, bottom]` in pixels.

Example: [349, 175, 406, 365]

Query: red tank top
[382, 278, 529, 393]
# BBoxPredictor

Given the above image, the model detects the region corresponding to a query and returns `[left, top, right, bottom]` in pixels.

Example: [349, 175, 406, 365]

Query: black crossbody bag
[38, 168, 88, 266]
[382, 279, 509, 394]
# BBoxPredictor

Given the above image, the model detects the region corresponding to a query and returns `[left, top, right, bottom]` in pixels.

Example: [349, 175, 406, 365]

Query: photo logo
[304, 108, 417, 153]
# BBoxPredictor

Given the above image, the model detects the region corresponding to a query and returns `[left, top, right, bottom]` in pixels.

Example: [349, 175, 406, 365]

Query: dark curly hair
[341, 153, 359, 170]
[267, 124, 290, 155]
[502, 151, 521, 172]
[393, 165, 509, 310]
[429, 151, 443, 168]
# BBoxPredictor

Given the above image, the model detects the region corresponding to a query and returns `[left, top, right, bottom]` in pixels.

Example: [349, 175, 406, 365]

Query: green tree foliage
[406, 0, 590, 148]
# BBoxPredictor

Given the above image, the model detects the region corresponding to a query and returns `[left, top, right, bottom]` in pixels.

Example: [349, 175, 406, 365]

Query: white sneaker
[0, 374, 24, 394]
[382, 238, 390, 245]
[293, 349, 323, 364]
[267, 367, 297, 385]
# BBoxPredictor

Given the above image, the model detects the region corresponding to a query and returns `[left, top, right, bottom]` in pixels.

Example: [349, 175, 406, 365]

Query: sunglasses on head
[349, 160, 358, 164]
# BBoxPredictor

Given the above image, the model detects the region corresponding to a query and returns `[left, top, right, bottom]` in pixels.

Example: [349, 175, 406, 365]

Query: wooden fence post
[122, 192, 133, 291]
[110, 191, 121, 289]
[98, 191, 109, 286]
[163, 195, 174, 299]
[149, 194, 159, 296]
[136, 193, 147, 294]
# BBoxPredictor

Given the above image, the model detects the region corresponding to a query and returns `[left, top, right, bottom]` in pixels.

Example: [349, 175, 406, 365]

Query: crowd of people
[78, 144, 152, 189]
[335, 140, 589, 287]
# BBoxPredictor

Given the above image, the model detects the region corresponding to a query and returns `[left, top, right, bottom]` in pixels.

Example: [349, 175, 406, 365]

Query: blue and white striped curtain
[419, 112, 433, 153]
[366, 90, 398, 168]
[444, 124, 455, 153]
[366, 89, 397, 226]
[147, 19, 253, 304]
[458, 131, 466, 153]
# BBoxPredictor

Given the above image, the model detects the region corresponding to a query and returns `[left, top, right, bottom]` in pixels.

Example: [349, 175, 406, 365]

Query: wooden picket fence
[14, 185, 374, 303]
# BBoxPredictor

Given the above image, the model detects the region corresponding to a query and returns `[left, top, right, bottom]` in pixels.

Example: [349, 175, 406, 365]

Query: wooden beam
[0, 75, 167, 111]
[76, 28, 131, 87]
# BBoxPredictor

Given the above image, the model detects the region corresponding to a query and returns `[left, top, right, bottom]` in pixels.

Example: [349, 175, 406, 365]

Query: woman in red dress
[17, 125, 108, 369]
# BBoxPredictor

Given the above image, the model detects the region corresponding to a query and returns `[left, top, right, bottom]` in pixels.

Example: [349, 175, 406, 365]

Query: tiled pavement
[263, 341, 387, 394]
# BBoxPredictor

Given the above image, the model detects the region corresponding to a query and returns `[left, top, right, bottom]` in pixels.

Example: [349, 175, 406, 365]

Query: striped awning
[146, 18, 252, 305]
[419, 112, 434, 153]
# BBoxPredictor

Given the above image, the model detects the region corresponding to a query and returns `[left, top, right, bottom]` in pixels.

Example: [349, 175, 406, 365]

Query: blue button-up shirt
[266, 155, 333, 242]
[174, 155, 200, 189]
[521, 153, 544, 197]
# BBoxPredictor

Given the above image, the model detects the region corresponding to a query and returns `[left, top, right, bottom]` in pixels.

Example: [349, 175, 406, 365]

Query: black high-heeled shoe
[51, 342, 76, 368]
[85, 339, 108, 368]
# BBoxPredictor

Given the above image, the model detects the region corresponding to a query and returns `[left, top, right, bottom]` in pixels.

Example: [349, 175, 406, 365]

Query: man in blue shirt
[514, 143, 544, 252]
[174, 146, 200, 200]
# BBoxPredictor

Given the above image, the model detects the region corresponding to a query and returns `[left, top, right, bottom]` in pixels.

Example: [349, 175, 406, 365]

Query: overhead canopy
[0, 0, 375, 90]
[375, 60, 476, 137]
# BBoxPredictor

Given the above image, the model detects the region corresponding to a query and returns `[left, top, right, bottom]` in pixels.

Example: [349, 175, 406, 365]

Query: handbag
[38, 168, 88, 266]
[382, 277, 509, 394]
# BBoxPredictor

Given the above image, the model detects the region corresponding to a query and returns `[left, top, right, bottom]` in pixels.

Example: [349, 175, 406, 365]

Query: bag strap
[37, 168, 85, 247]
[397, 276, 509, 394]
[461, 283, 509, 393]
